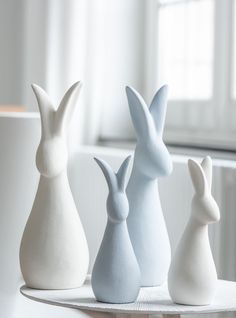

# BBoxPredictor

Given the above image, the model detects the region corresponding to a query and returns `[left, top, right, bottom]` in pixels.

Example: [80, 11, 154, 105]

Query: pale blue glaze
[126, 85, 173, 287]
[91, 156, 141, 303]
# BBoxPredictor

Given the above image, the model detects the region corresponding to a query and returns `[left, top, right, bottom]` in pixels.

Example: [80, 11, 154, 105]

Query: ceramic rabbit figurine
[92, 156, 141, 303]
[126, 85, 173, 287]
[168, 156, 220, 305]
[20, 82, 89, 289]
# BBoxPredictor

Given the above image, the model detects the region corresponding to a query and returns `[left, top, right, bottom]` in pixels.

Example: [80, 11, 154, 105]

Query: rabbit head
[94, 156, 131, 223]
[32, 82, 82, 178]
[188, 156, 220, 225]
[126, 85, 172, 179]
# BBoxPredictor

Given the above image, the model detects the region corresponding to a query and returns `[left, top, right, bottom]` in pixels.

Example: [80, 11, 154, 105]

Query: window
[158, 0, 214, 100]
[157, 0, 236, 150]
[100, 0, 236, 151]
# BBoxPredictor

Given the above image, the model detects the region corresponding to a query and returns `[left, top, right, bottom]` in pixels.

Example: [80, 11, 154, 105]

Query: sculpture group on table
[19, 81, 220, 306]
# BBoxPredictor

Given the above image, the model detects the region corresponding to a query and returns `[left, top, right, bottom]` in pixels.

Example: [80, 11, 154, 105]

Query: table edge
[20, 280, 236, 315]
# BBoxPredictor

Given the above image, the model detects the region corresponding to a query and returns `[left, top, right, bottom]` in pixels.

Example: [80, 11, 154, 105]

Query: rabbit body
[92, 157, 141, 303]
[126, 86, 172, 286]
[20, 82, 89, 289]
[127, 167, 171, 287]
[168, 157, 220, 305]
[168, 220, 217, 305]
[20, 173, 89, 289]
[92, 220, 141, 303]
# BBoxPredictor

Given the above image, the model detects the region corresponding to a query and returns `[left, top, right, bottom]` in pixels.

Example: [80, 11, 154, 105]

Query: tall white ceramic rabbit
[168, 156, 220, 305]
[126, 85, 173, 286]
[20, 82, 89, 289]
[92, 156, 141, 304]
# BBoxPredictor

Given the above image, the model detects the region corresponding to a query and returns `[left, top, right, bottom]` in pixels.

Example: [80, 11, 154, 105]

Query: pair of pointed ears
[126, 85, 168, 141]
[94, 156, 131, 193]
[32, 81, 82, 137]
[188, 156, 212, 196]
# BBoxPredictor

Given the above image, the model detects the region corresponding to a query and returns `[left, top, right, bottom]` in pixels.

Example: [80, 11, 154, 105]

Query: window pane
[233, 0, 236, 99]
[158, 0, 214, 100]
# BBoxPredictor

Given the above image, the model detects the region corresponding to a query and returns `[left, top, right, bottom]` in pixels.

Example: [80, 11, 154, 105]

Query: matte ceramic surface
[168, 156, 220, 305]
[92, 156, 141, 304]
[126, 86, 173, 287]
[20, 82, 89, 289]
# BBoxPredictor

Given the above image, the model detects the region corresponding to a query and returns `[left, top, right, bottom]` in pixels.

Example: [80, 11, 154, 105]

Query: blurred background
[1, 0, 235, 152]
[1, 1, 236, 318]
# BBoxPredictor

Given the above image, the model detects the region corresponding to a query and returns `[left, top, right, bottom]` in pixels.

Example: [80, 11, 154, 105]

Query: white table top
[21, 278, 236, 315]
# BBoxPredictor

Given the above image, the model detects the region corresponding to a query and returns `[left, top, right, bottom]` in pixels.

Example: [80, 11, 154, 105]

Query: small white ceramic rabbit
[20, 82, 89, 289]
[126, 85, 173, 286]
[92, 156, 141, 304]
[168, 156, 220, 305]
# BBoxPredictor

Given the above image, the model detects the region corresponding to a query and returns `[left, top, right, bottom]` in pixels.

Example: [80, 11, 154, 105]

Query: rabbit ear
[55, 82, 82, 134]
[116, 156, 131, 192]
[126, 86, 155, 141]
[188, 159, 207, 196]
[94, 157, 117, 192]
[149, 85, 168, 136]
[32, 84, 55, 138]
[201, 156, 212, 190]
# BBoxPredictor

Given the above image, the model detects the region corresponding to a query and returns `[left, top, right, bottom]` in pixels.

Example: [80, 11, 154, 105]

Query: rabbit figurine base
[20, 82, 89, 289]
[126, 86, 172, 286]
[92, 157, 141, 303]
[168, 156, 220, 305]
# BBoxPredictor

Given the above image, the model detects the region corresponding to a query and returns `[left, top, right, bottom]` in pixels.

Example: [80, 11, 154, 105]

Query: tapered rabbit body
[92, 157, 141, 304]
[168, 156, 220, 305]
[20, 82, 89, 289]
[126, 86, 172, 286]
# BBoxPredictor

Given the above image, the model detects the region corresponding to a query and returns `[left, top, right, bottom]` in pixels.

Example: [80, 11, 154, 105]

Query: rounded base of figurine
[24, 277, 87, 290]
[95, 297, 137, 304]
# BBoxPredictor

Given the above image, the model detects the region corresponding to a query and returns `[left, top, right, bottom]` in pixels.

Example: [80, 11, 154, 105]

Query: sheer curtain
[22, 0, 90, 147]
[0, 0, 149, 147]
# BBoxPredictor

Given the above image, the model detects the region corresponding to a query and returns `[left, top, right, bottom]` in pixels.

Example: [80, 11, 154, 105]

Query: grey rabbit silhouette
[126, 85, 172, 286]
[91, 156, 141, 303]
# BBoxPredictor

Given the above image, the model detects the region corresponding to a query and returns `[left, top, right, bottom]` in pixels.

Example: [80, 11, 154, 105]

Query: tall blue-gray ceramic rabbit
[91, 156, 141, 303]
[126, 85, 173, 286]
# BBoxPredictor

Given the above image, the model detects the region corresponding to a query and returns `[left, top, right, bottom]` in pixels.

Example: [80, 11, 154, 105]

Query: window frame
[156, 0, 236, 149]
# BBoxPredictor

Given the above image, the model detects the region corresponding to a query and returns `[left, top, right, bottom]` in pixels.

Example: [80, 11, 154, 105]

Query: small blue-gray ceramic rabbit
[91, 156, 141, 303]
[126, 85, 173, 287]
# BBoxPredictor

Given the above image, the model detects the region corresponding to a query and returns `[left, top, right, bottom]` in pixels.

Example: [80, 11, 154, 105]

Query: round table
[21, 278, 236, 318]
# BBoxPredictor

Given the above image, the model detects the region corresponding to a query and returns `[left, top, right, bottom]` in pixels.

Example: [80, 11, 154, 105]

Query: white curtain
[0, 0, 152, 147]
